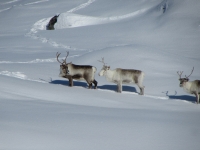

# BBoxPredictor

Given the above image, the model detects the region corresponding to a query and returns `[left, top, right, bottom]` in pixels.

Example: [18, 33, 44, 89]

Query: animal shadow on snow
[97, 84, 137, 93]
[50, 79, 137, 93]
[50, 80, 88, 87]
[164, 91, 196, 103]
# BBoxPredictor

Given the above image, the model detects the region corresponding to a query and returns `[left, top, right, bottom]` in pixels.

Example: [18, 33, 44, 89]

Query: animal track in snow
[24, 0, 49, 6]
[0, 71, 47, 83]
[25, 31, 80, 50]
[0, 0, 20, 5]
[0, 0, 49, 13]
[0, 7, 11, 12]
[0, 54, 80, 64]
[68, 0, 96, 13]
[27, 0, 151, 50]
[26, 0, 96, 51]
[0, 59, 55, 64]
[0, 71, 191, 103]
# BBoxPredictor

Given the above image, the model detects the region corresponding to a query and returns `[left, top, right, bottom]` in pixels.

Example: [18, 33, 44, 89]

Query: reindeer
[98, 58, 145, 95]
[177, 67, 200, 103]
[56, 52, 97, 89]
[46, 14, 60, 30]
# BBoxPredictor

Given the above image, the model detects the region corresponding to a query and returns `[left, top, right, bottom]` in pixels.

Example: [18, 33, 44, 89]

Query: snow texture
[0, 0, 200, 150]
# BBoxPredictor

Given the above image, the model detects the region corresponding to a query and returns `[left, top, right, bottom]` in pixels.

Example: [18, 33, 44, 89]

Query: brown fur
[196, 80, 200, 88]
[60, 63, 97, 89]
[57, 52, 97, 89]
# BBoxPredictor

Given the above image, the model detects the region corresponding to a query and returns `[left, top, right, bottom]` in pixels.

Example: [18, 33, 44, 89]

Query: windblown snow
[0, 0, 200, 150]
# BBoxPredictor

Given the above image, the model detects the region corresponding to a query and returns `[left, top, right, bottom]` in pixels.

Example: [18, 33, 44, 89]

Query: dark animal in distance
[46, 14, 60, 30]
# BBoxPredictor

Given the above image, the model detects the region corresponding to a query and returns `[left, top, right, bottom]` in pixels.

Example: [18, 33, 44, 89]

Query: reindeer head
[56, 52, 70, 76]
[98, 57, 110, 76]
[177, 67, 194, 87]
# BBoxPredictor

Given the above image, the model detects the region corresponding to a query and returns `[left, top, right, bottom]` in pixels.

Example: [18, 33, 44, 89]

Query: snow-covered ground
[0, 0, 200, 149]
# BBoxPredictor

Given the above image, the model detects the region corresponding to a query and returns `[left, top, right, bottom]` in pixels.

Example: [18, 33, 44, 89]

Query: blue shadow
[164, 91, 196, 103]
[49, 79, 137, 93]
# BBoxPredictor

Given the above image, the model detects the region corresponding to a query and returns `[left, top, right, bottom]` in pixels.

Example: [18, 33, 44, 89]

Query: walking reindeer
[98, 58, 145, 95]
[56, 52, 98, 89]
[177, 67, 200, 103]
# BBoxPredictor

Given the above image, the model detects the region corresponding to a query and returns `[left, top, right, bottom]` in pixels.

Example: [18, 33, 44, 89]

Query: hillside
[0, 0, 200, 150]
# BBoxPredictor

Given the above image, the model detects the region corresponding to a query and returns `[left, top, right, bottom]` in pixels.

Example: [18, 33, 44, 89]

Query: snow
[0, 0, 200, 150]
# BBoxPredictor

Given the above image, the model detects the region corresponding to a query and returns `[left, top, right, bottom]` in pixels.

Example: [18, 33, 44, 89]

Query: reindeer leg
[196, 93, 199, 104]
[140, 87, 144, 95]
[68, 77, 73, 87]
[86, 79, 92, 89]
[199, 94, 200, 104]
[137, 84, 144, 95]
[194, 92, 199, 104]
[88, 83, 92, 89]
[85, 76, 93, 89]
[93, 80, 98, 89]
[117, 82, 122, 93]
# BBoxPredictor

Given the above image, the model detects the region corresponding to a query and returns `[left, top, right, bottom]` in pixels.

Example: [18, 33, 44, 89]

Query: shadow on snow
[163, 91, 196, 103]
[46, 79, 196, 103]
[49, 79, 138, 93]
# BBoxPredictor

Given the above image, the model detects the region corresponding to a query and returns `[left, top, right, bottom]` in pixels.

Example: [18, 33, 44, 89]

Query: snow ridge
[24, 0, 49, 6]
[68, 0, 96, 13]
[0, 54, 80, 64]
[26, 0, 151, 50]
[0, 0, 20, 5]
[0, 71, 47, 83]
[0, 69, 171, 101]
[0, 7, 11, 12]
[25, 0, 96, 50]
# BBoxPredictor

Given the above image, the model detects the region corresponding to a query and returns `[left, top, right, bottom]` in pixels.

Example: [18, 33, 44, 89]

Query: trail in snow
[0, 0, 20, 5]
[34, 6, 150, 30]
[24, 0, 49, 6]
[0, 0, 49, 12]
[1, 0, 48, 6]
[26, 0, 152, 51]
[67, 0, 96, 13]
[0, 59, 56, 64]
[55, 9, 148, 29]
[0, 70, 188, 102]
[0, 7, 11, 12]
[0, 71, 47, 83]
[26, 0, 96, 51]
[0, 54, 80, 64]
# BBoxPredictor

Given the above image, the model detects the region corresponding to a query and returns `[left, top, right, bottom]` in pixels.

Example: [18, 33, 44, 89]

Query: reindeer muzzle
[66, 70, 70, 75]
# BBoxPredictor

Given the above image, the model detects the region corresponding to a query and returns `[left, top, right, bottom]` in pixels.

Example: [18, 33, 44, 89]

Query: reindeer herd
[56, 52, 200, 104]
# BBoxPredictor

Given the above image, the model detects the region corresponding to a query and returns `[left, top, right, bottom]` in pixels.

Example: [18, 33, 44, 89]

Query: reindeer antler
[62, 51, 69, 65]
[98, 57, 106, 66]
[56, 51, 69, 65]
[56, 52, 63, 64]
[185, 67, 194, 79]
[177, 71, 183, 79]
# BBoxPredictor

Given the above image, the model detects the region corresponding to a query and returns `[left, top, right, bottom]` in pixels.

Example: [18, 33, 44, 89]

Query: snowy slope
[0, 0, 200, 150]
